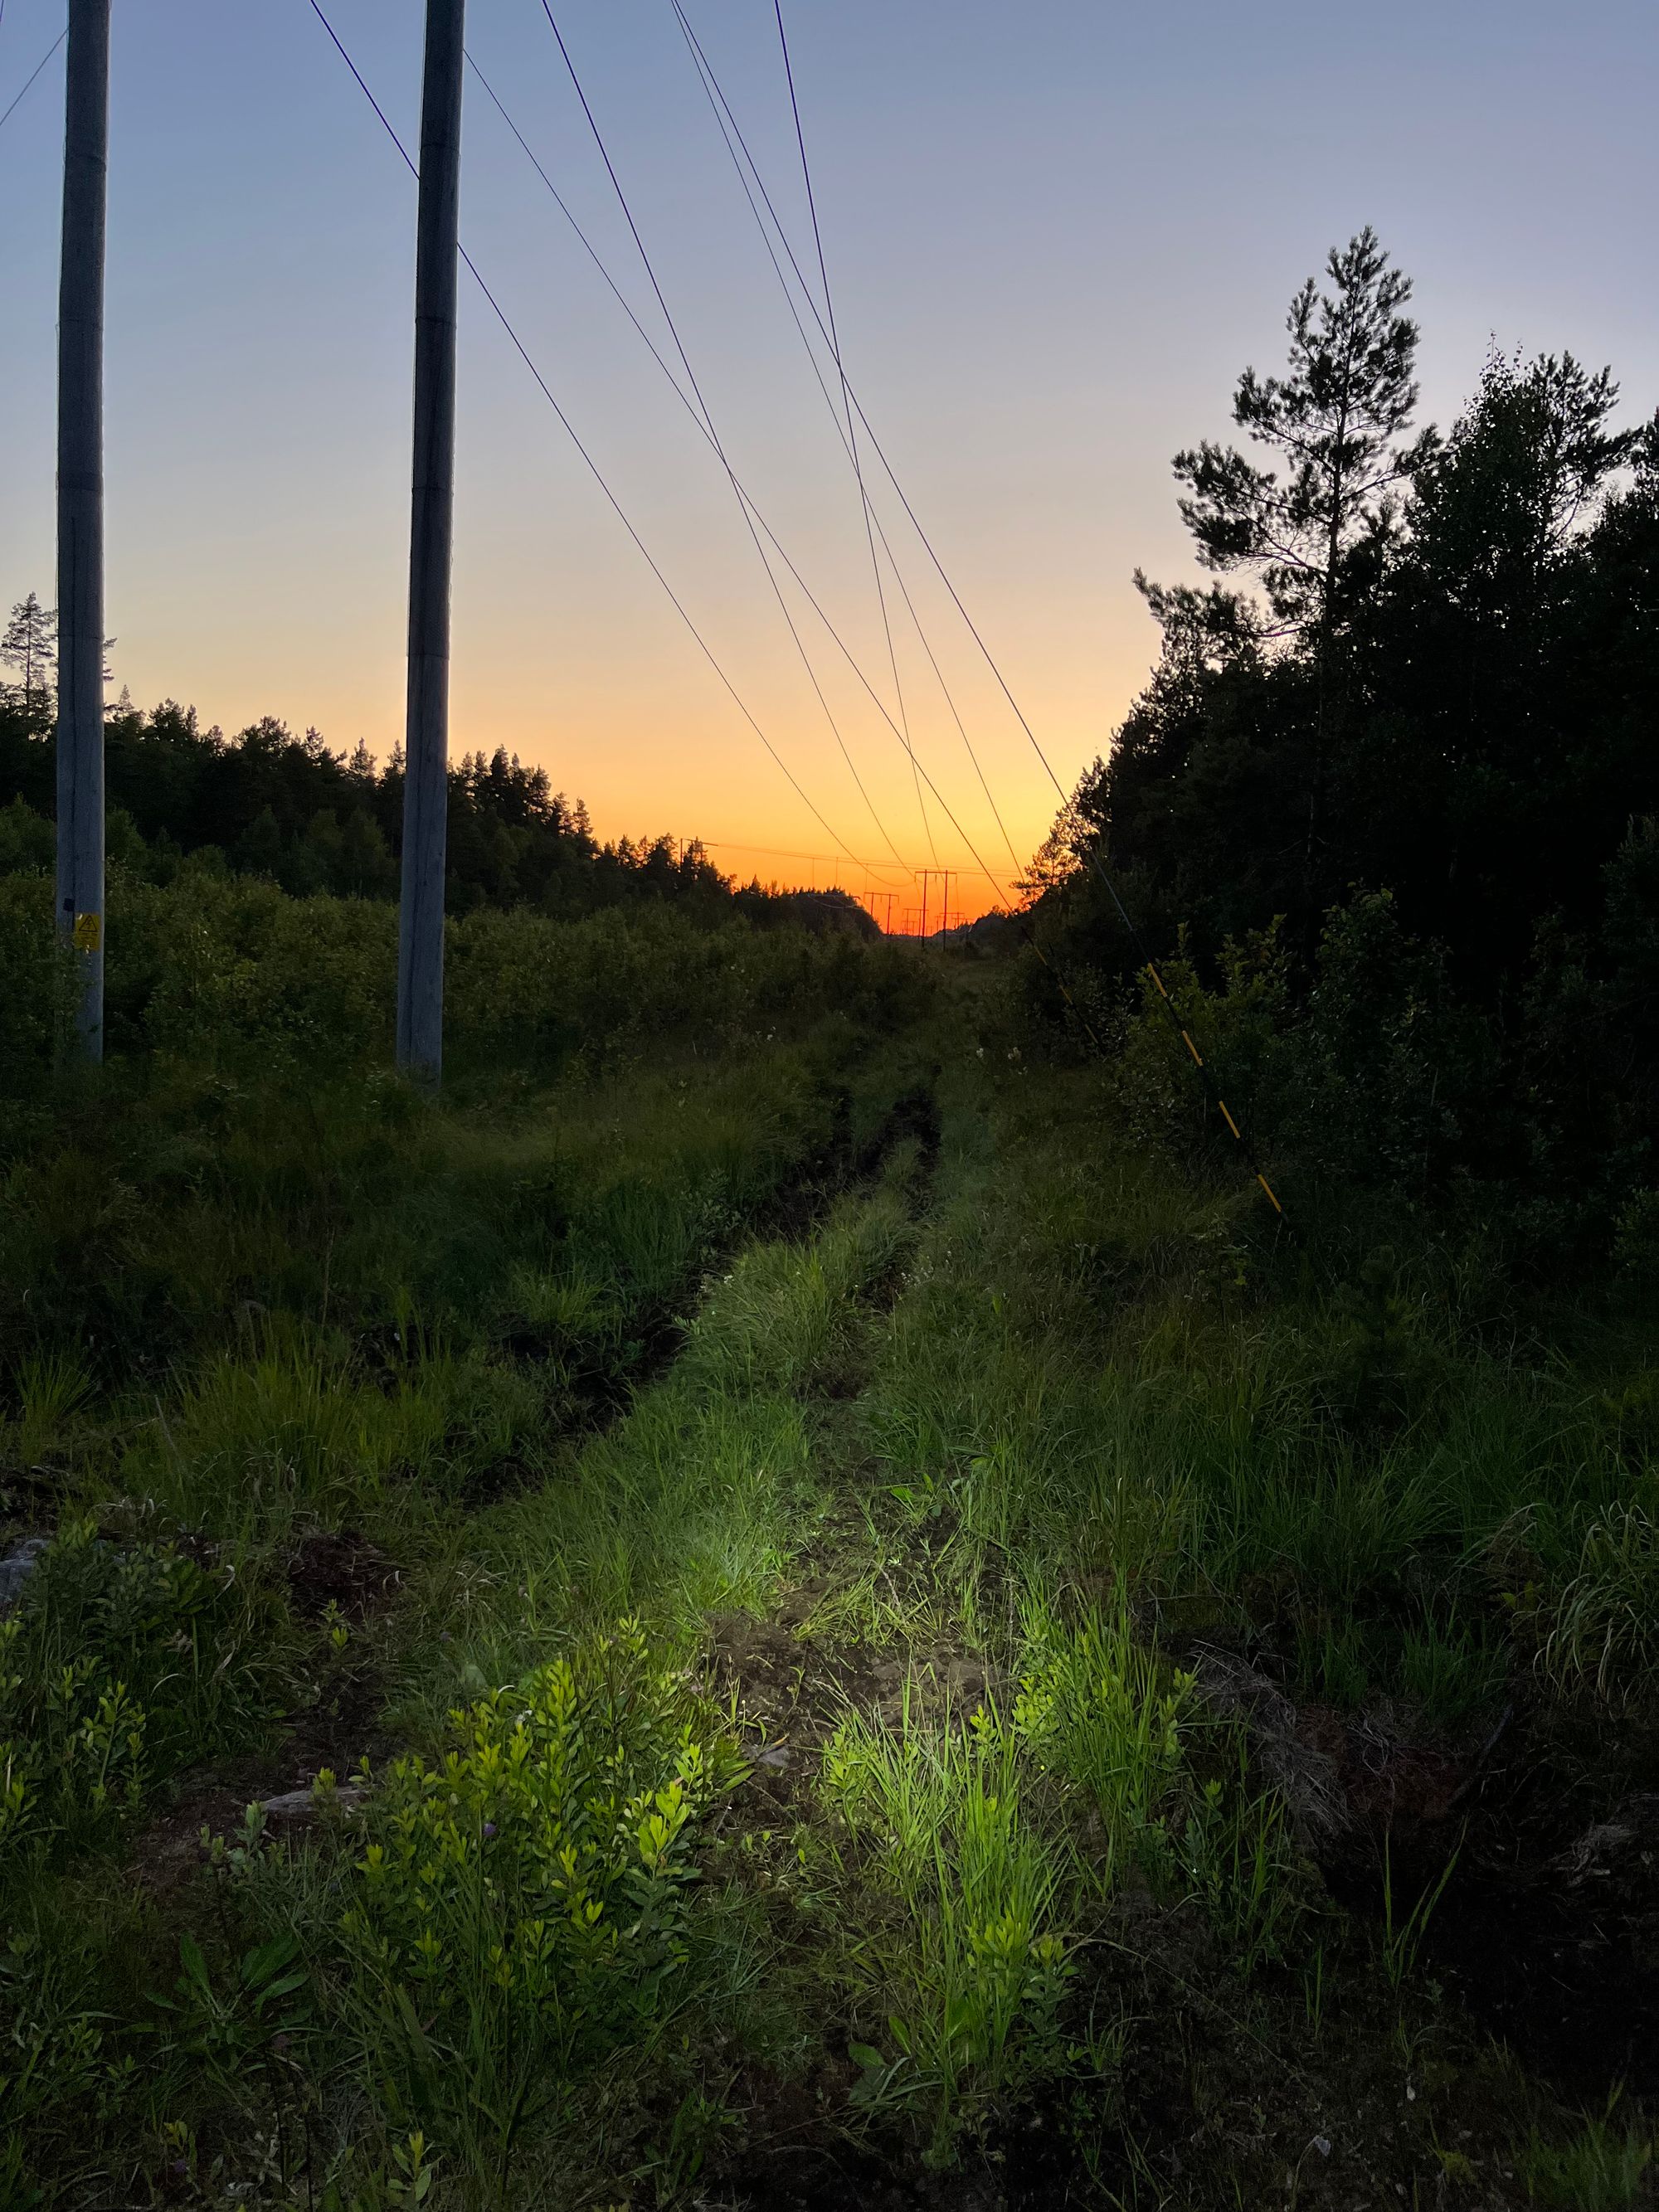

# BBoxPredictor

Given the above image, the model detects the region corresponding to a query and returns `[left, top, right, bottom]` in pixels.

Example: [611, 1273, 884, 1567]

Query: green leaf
[242, 1934, 299, 1988]
[177, 1932, 212, 1994]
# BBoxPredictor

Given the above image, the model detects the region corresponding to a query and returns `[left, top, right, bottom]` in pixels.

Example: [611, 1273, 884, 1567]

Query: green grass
[4, 943, 1659, 2204]
[818, 1694, 1073, 2156]
[421, 1174, 918, 1694]
[1520, 2096, 1654, 2209]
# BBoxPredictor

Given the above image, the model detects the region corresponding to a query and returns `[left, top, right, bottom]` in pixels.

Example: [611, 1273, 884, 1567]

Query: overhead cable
[670, 0, 1024, 878]
[481, 12, 1075, 931]
[0, 25, 65, 136]
[684, 0, 1283, 1211]
[490, 16, 1010, 900]
[530, 3, 916, 882]
[305, 0, 898, 892]
[766, 0, 935, 863]
[513, 7, 1020, 907]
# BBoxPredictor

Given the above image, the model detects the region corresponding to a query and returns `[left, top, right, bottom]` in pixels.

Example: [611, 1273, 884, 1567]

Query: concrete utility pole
[397, 0, 465, 1084]
[56, 0, 111, 1062]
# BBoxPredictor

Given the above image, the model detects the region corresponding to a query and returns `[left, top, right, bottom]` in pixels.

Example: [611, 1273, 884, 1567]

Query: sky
[2, 2, 1656, 922]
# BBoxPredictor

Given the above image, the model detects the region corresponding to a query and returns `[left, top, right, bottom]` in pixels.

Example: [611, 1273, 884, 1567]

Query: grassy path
[305, 1040, 1643, 2208]
[5, 1018, 1657, 2206]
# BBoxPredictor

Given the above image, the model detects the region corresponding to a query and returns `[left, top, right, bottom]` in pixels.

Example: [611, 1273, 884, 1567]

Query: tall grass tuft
[820, 1697, 1073, 2158]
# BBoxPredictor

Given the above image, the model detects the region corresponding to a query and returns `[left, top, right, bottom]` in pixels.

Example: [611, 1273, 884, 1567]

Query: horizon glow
[2, 1, 1655, 921]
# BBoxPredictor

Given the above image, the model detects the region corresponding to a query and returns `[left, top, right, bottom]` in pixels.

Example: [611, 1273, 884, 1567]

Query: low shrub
[317, 1621, 746, 2177]
[0, 1519, 282, 1874]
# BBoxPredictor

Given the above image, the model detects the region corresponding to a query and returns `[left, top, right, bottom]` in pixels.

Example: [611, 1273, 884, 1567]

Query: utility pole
[919, 871, 928, 942]
[397, 0, 465, 1084]
[56, 0, 111, 1063]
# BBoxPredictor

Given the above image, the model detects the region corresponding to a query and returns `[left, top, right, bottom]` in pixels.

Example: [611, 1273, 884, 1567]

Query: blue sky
[2, 1, 1654, 907]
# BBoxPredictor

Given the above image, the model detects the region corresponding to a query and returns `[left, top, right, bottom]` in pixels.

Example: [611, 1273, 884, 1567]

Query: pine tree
[1168, 227, 1435, 891]
[1173, 228, 1432, 639]
[1, 594, 57, 717]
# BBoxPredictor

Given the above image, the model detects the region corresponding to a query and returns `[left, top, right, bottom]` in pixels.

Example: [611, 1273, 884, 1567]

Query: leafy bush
[1106, 892, 1494, 1223]
[0, 1914, 145, 2193]
[0, 1519, 281, 1871]
[324, 1621, 745, 2172]
[0, 869, 922, 1107]
[1284, 891, 1495, 1195]
[1112, 925, 1291, 1161]
[1613, 1188, 1659, 1281]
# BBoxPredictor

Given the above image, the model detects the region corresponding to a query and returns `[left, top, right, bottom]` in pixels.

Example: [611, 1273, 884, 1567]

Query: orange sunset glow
[6, 3, 1655, 926]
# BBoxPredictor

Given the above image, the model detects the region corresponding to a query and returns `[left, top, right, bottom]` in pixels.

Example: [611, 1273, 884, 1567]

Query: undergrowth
[2, 946, 1657, 2204]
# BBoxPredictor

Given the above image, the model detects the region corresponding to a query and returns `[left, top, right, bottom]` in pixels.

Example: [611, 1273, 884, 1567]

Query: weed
[7, 1354, 95, 1466]
[1295, 1613, 1372, 1707]
[0, 1519, 282, 1873]
[820, 1697, 1073, 2157]
[1520, 2092, 1653, 2208]
[148, 1931, 314, 2179]
[1379, 1835, 1461, 1992]
[121, 1336, 534, 1545]
[1398, 1618, 1508, 1727]
[1014, 1596, 1194, 1883]
[1178, 1737, 1306, 1976]
[1302, 1942, 1326, 2038]
[1526, 1502, 1659, 1709]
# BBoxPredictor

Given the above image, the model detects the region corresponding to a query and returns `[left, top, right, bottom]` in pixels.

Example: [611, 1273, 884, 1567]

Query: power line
[698, 835, 1002, 881]
[673, 7, 1053, 806]
[678, 1, 1282, 1213]
[465, 62, 937, 897]
[530, 4, 916, 883]
[465, 53, 921, 888]
[0, 25, 65, 136]
[475, 61, 993, 906]
[669, 0, 1024, 879]
[768, 0, 935, 867]
[471, 29, 1011, 897]
[501, 7, 1018, 909]
[305, 0, 897, 894]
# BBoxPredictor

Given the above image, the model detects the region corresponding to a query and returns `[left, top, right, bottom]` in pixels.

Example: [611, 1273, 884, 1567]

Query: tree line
[0, 633, 873, 936]
[1025, 226, 1659, 1264]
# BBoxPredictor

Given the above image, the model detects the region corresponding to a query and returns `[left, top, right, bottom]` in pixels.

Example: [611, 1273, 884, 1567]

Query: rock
[258, 1785, 366, 1826]
[0, 1537, 50, 1610]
